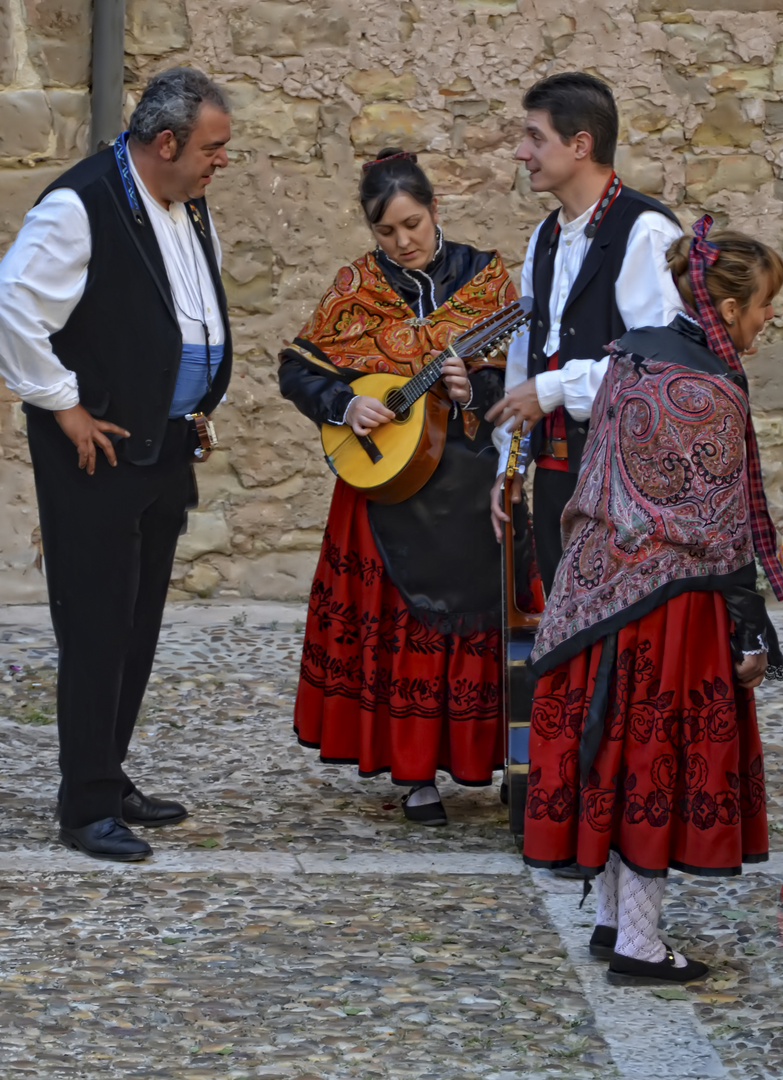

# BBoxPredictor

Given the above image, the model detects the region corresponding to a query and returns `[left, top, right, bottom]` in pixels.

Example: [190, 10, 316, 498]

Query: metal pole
[90, 0, 126, 154]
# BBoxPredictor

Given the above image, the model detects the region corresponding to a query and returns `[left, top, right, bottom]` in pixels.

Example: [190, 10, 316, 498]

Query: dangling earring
[728, 319, 735, 326]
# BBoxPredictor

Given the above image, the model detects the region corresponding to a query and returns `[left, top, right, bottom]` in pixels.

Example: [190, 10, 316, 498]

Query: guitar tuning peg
[489, 348, 498, 357]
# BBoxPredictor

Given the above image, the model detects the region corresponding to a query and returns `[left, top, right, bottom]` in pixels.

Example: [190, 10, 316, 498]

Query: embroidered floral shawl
[287, 249, 516, 438]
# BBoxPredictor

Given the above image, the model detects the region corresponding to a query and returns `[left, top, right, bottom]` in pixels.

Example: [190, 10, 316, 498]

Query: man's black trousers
[26, 408, 196, 829]
[532, 466, 578, 596]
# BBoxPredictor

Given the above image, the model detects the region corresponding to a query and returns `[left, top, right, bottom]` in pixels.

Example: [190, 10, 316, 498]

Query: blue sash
[169, 343, 225, 418]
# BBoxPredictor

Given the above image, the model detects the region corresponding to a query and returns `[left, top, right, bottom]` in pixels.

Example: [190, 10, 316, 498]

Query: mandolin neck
[385, 298, 530, 419]
[386, 346, 455, 417]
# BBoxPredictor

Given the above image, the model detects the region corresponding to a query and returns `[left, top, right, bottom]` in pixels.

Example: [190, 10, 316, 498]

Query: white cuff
[560, 356, 610, 421]
[743, 635, 769, 657]
[327, 396, 355, 426]
[16, 379, 79, 412]
[534, 370, 564, 414]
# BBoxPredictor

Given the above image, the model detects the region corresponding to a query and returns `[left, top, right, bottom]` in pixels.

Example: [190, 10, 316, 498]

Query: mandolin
[500, 427, 542, 841]
[320, 297, 532, 504]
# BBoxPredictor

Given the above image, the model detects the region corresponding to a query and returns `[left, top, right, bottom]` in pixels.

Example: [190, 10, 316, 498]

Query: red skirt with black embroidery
[523, 591, 768, 877]
[294, 480, 504, 786]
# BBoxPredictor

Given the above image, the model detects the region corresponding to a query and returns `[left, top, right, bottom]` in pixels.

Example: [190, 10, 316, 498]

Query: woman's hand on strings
[441, 354, 472, 404]
[346, 395, 395, 436]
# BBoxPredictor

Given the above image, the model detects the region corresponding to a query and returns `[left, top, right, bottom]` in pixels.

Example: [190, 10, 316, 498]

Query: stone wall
[1, 0, 783, 602]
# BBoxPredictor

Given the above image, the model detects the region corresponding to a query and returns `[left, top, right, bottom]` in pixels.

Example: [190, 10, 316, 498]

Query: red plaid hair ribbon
[688, 213, 783, 599]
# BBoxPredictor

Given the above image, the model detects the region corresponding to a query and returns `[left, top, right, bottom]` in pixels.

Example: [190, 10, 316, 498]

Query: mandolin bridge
[357, 433, 383, 463]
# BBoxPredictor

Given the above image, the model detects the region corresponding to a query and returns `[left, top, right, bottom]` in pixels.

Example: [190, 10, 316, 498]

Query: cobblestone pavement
[0, 602, 781, 1080]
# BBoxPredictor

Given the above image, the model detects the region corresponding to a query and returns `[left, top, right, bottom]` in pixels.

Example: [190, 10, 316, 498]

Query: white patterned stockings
[596, 853, 688, 968]
[594, 850, 620, 929]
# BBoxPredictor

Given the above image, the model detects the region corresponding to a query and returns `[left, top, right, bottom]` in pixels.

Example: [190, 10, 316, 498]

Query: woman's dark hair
[359, 147, 434, 225]
[523, 72, 618, 166]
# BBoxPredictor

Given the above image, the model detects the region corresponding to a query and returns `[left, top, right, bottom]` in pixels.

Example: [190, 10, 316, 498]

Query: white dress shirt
[494, 200, 684, 471]
[0, 145, 223, 412]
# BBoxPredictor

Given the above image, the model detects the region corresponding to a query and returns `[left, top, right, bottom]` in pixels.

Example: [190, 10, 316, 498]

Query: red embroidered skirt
[294, 480, 504, 785]
[523, 590, 768, 876]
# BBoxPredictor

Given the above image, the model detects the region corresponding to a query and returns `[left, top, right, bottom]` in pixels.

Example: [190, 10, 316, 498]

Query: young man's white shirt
[494, 201, 684, 472]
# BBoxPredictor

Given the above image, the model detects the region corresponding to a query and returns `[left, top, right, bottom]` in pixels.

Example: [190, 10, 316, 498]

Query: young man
[0, 68, 233, 861]
[489, 72, 683, 593]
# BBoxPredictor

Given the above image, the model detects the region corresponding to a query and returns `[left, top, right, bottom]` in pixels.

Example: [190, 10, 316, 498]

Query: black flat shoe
[60, 817, 152, 862]
[122, 789, 189, 828]
[607, 947, 709, 986]
[550, 863, 585, 880]
[401, 791, 448, 827]
[589, 924, 617, 959]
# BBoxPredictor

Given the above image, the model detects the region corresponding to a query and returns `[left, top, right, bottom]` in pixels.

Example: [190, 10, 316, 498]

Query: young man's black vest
[32, 147, 232, 466]
[528, 186, 679, 472]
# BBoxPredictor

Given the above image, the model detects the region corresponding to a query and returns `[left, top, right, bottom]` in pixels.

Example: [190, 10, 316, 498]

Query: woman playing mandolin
[279, 148, 540, 826]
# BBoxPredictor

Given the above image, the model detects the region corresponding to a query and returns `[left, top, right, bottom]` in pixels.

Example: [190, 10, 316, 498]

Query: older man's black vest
[32, 147, 232, 466]
[528, 186, 679, 472]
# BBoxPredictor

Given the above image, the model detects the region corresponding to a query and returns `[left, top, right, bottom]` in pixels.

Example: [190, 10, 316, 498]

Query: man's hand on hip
[485, 377, 545, 432]
[54, 404, 130, 475]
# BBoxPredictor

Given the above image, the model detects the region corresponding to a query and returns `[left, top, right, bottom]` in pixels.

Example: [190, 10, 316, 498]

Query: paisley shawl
[291, 250, 516, 438]
[531, 345, 755, 672]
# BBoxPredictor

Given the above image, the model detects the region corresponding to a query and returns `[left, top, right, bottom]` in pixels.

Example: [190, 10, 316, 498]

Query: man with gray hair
[0, 67, 233, 861]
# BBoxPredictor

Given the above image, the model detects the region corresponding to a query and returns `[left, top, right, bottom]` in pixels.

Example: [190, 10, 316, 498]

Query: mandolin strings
[328, 300, 530, 453]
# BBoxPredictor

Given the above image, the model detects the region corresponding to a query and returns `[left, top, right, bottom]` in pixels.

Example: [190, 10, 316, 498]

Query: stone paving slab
[0, 602, 781, 1079]
[0, 869, 612, 1080]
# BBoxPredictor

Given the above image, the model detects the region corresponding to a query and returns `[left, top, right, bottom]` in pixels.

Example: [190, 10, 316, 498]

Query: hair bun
[377, 147, 417, 162]
[665, 236, 690, 279]
[362, 149, 418, 172]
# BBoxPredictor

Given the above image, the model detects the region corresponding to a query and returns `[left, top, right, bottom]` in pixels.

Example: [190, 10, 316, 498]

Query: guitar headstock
[459, 296, 533, 361]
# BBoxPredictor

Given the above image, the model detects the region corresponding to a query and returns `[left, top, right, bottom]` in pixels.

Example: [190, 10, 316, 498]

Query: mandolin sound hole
[384, 390, 410, 422]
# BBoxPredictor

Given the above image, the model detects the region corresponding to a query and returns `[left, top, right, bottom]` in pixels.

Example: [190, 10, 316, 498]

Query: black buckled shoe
[607, 947, 709, 986]
[589, 924, 617, 959]
[60, 817, 152, 862]
[122, 789, 189, 828]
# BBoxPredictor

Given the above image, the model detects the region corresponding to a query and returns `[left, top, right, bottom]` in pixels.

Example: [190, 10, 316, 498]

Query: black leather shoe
[122, 789, 189, 828]
[589, 924, 617, 959]
[607, 947, 709, 986]
[60, 817, 152, 862]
